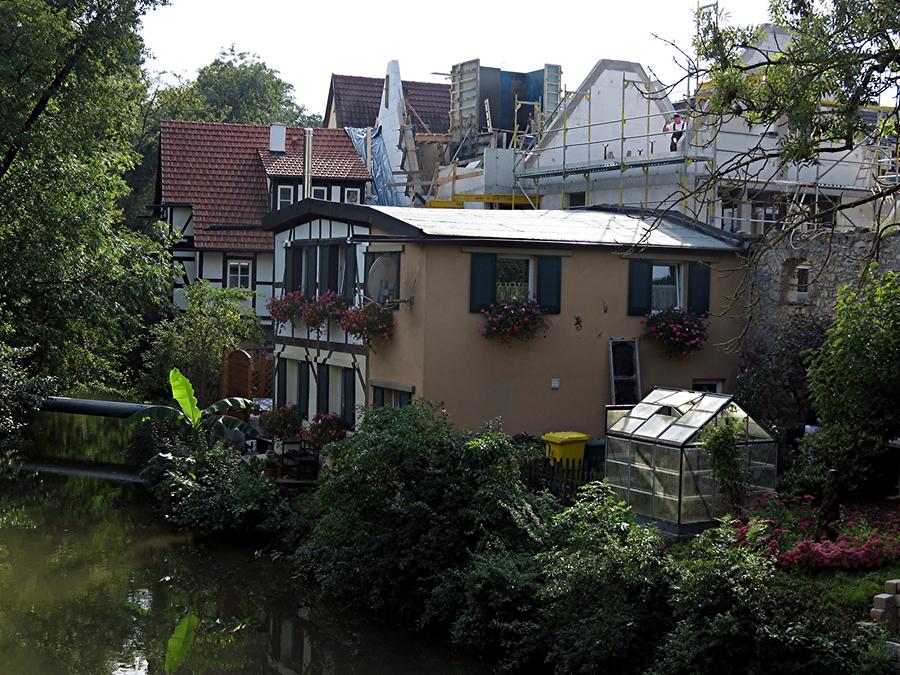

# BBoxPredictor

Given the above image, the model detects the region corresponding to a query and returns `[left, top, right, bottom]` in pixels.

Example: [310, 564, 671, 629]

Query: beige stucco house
[264, 201, 747, 436]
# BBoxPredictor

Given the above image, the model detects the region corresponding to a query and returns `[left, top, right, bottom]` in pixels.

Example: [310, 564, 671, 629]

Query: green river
[0, 413, 488, 674]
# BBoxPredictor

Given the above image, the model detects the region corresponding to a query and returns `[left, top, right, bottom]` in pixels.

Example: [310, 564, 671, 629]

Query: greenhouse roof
[606, 387, 773, 447]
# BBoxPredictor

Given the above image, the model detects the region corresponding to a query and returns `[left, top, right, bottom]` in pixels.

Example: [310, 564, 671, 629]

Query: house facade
[156, 121, 371, 322]
[264, 201, 746, 435]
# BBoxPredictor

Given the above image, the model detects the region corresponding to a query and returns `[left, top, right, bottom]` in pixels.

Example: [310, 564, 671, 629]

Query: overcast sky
[140, 0, 772, 117]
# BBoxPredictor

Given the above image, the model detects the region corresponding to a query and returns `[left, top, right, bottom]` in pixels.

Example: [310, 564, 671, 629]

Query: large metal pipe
[40, 396, 149, 419]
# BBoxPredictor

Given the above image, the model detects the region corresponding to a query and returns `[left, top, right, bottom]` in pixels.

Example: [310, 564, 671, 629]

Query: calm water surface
[0, 414, 488, 674]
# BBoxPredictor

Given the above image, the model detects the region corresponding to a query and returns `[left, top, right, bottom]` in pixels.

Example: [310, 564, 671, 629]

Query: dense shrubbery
[146, 439, 287, 535]
[289, 403, 895, 674]
[733, 493, 900, 571]
[0, 342, 51, 466]
[649, 526, 895, 675]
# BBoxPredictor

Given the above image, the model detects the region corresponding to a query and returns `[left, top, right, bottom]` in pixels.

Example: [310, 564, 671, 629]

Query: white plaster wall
[171, 207, 193, 237]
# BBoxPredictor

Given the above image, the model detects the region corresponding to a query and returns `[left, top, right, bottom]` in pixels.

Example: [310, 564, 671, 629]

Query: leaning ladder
[608, 338, 642, 405]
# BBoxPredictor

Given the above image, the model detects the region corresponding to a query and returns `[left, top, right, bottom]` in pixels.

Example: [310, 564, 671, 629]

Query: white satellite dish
[365, 255, 400, 305]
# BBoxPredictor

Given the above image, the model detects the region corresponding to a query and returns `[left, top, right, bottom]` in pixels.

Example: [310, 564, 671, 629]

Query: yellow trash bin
[541, 431, 591, 469]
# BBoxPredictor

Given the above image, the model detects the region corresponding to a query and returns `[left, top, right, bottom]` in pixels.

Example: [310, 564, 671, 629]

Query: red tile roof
[159, 121, 369, 250]
[324, 74, 450, 132]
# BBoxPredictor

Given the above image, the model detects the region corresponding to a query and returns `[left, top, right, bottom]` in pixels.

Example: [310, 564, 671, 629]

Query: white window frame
[345, 187, 361, 204]
[312, 186, 328, 200]
[692, 379, 724, 394]
[277, 185, 293, 210]
[496, 255, 535, 302]
[650, 263, 683, 313]
[227, 260, 252, 289]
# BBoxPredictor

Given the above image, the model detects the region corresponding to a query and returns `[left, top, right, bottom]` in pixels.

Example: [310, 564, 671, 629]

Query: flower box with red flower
[643, 307, 708, 356]
[339, 301, 395, 347]
[480, 298, 550, 344]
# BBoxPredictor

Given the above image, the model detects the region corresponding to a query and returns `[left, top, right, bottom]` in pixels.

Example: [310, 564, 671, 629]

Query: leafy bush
[0, 342, 51, 465]
[480, 299, 550, 344]
[140, 281, 261, 406]
[538, 482, 674, 675]
[643, 308, 708, 356]
[650, 526, 898, 675]
[148, 440, 285, 535]
[736, 313, 828, 440]
[296, 403, 556, 625]
[258, 405, 305, 440]
[702, 417, 747, 516]
[795, 270, 900, 496]
[787, 425, 886, 496]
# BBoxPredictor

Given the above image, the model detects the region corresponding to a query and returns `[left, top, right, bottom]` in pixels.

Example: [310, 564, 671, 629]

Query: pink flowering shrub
[731, 492, 900, 570]
[301, 291, 349, 335]
[643, 308, 708, 356]
[259, 404, 305, 440]
[268, 291, 307, 324]
[305, 412, 347, 450]
[339, 301, 394, 346]
[480, 298, 550, 344]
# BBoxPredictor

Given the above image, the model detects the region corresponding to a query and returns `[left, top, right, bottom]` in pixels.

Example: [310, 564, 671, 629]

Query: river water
[0, 413, 488, 674]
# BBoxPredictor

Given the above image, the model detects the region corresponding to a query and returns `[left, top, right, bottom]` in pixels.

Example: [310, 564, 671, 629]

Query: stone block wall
[744, 227, 900, 355]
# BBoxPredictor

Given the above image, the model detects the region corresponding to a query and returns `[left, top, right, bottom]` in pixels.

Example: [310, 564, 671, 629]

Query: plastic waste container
[584, 438, 606, 472]
[541, 431, 590, 469]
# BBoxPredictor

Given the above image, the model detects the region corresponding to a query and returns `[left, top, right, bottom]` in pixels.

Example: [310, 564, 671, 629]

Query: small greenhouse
[605, 387, 776, 535]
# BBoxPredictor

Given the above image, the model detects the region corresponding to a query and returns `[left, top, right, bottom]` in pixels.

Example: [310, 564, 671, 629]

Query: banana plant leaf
[169, 368, 202, 427]
[205, 415, 259, 438]
[125, 405, 186, 427]
[202, 397, 258, 417]
[165, 611, 199, 674]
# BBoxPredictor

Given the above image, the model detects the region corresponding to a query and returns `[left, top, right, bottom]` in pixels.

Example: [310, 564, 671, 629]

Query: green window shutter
[373, 386, 384, 407]
[276, 358, 287, 408]
[536, 255, 562, 314]
[469, 252, 497, 312]
[284, 247, 294, 292]
[627, 259, 653, 316]
[303, 246, 318, 296]
[341, 367, 356, 429]
[343, 245, 357, 302]
[687, 261, 711, 314]
[298, 361, 310, 419]
[316, 364, 329, 414]
[286, 247, 303, 293]
[320, 246, 333, 294]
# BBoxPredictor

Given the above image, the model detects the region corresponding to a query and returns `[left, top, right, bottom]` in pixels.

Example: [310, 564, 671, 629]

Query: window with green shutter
[469, 252, 562, 314]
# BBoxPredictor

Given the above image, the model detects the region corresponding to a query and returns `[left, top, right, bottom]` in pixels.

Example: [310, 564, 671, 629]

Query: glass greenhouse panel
[629, 403, 663, 419]
[609, 416, 645, 435]
[693, 395, 730, 413]
[607, 436, 631, 463]
[676, 410, 715, 428]
[655, 391, 703, 408]
[653, 445, 681, 472]
[633, 414, 678, 440]
[643, 389, 677, 404]
[659, 424, 697, 446]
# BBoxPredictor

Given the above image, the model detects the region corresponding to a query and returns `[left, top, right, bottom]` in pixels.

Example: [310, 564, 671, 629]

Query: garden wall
[744, 227, 900, 354]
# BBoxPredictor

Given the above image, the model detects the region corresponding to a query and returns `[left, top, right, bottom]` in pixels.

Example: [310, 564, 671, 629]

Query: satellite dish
[365, 255, 399, 305]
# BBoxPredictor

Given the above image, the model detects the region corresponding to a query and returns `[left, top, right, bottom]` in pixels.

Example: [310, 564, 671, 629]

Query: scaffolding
[512, 73, 896, 230]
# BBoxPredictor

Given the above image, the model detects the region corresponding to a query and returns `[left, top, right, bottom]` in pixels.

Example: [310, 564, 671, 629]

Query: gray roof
[366, 205, 742, 250]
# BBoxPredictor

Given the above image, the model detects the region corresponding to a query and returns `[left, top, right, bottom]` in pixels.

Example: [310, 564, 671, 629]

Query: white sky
[140, 0, 772, 117]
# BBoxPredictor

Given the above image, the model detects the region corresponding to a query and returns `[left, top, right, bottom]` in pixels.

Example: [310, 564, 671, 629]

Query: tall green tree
[690, 0, 900, 232]
[194, 46, 322, 127]
[123, 48, 322, 228]
[0, 0, 172, 391]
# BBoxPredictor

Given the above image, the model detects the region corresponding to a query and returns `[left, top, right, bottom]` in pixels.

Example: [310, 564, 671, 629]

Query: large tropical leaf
[169, 368, 202, 427]
[165, 611, 199, 674]
[202, 397, 258, 417]
[124, 405, 186, 427]
[204, 414, 259, 438]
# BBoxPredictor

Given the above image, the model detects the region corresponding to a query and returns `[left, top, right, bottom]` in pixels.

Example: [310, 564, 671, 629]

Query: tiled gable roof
[325, 74, 450, 132]
[158, 121, 369, 250]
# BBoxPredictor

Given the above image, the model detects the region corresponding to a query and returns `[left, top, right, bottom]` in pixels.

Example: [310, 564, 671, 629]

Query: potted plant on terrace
[480, 298, 550, 344]
[643, 308, 708, 356]
[267, 290, 306, 324]
[339, 301, 394, 347]
[302, 290, 349, 336]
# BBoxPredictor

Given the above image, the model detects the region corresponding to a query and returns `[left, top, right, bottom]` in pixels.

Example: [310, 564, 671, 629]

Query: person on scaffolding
[664, 113, 687, 152]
